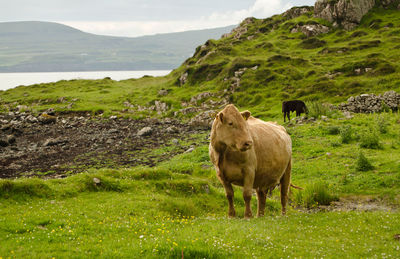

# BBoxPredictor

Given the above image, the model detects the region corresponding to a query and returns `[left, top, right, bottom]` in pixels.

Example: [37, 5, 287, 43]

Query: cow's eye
[228, 122, 233, 126]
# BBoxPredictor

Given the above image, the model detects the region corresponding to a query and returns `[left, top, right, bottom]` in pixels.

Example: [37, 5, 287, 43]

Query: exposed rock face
[282, 6, 313, 19]
[291, 24, 330, 37]
[337, 91, 400, 113]
[179, 72, 188, 86]
[222, 17, 255, 40]
[314, 0, 375, 30]
[381, 0, 400, 8]
[189, 110, 216, 129]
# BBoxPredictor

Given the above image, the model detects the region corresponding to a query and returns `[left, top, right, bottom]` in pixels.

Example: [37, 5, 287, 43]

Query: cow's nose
[244, 140, 253, 147]
[241, 140, 253, 150]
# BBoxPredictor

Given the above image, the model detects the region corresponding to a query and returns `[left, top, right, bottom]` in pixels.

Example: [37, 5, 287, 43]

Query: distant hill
[0, 21, 235, 72]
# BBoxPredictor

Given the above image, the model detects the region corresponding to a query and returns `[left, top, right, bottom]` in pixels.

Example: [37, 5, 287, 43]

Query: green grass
[1, 112, 400, 258]
[1, 193, 399, 258]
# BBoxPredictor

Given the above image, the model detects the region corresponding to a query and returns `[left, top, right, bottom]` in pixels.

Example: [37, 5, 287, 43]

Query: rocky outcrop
[282, 6, 313, 19]
[337, 91, 400, 113]
[179, 72, 188, 86]
[189, 110, 216, 129]
[222, 17, 255, 40]
[291, 24, 330, 37]
[314, 0, 375, 30]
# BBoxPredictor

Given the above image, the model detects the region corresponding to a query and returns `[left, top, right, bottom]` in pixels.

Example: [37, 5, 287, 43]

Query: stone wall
[337, 91, 400, 113]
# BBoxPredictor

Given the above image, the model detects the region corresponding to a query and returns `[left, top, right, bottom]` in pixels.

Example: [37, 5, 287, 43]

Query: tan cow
[209, 104, 292, 218]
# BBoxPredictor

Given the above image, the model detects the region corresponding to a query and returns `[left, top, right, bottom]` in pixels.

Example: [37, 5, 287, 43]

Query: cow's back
[247, 117, 292, 188]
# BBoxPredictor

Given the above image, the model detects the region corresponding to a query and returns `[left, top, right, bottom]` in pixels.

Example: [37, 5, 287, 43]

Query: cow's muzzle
[239, 140, 253, 152]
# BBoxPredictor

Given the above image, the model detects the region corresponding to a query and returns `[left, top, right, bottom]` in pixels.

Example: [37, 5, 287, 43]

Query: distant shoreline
[0, 70, 171, 91]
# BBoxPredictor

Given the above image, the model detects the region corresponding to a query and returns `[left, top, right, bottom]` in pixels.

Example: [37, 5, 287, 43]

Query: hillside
[0, 21, 235, 72]
[1, 5, 400, 118]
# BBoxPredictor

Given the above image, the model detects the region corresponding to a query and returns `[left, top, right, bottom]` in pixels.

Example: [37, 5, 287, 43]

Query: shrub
[375, 114, 389, 134]
[306, 101, 331, 118]
[227, 58, 261, 77]
[373, 63, 396, 75]
[350, 31, 368, 38]
[187, 61, 227, 83]
[326, 126, 340, 135]
[356, 151, 374, 171]
[0, 179, 52, 199]
[293, 182, 338, 208]
[340, 125, 353, 144]
[299, 38, 326, 49]
[359, 130, 381, 149]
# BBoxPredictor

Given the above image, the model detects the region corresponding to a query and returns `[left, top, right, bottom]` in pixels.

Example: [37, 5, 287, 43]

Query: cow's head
[213, 104, 253, 152]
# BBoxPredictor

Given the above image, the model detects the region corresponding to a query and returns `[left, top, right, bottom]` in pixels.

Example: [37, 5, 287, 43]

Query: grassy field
[1, 112, 400, 258]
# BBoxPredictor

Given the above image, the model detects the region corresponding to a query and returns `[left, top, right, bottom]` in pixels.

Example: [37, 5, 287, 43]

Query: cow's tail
[290, 183, 303, 190]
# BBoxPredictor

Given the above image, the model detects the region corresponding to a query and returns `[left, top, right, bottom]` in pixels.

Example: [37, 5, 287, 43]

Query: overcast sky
[0, 0, 316, 37]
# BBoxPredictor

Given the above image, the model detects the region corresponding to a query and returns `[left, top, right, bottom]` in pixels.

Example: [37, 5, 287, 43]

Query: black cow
[282, 100, 307, 122]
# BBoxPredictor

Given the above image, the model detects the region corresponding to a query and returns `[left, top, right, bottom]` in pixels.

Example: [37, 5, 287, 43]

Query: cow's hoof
[244, 213, 253, 219]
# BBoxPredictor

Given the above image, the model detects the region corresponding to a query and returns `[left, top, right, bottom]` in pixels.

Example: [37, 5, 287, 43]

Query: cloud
[207, 0, 293, 25]
[61, 20, 235, 37]
[61, 0, 293, 37]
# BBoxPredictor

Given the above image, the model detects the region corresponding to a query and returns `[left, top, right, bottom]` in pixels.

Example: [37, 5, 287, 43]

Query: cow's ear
[218, 112, 224, 122]
[241, 110, 251, 120]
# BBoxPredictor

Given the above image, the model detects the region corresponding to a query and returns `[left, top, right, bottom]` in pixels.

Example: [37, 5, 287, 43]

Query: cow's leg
[222, 181, 236, 218]
[226, 183, 236, 218]
[216, 168, 236, 218]
[256, 188, 267, 217]
[283, 112, 287, 122]
[287, 112, 290, 122]
[280, 159, 291, 215]
[243, 170, 255, 219]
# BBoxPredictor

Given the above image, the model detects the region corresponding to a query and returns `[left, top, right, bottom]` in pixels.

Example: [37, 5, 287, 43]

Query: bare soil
[0, 112, 208, 179]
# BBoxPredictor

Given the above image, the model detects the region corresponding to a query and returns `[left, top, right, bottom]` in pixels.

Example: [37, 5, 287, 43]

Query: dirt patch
[297, 196, 398, 212]
[0, 111, 209, 179]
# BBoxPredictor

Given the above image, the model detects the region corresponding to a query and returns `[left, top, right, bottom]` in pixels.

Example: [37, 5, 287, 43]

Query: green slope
[0, 21, 235, 72]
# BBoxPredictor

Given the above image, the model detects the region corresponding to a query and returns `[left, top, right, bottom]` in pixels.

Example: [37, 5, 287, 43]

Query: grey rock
[137, 126, 153, 136]
[158, 89, 169, 96]
[43, 137, 68, 147]
[185, 147, 195, 153]
[180, 107, 198, 115]
[38, 113, 57, 124]
[154, 101, 168, 114]
[25, 115, 38, 123]
[314, 0, 375, 30]
[189, 110, 216, 129]
[179, 72, 188, 86]
[282, 6, 313, 19]
[166, 126, 178, 134]
[108, 129, 119, 134]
